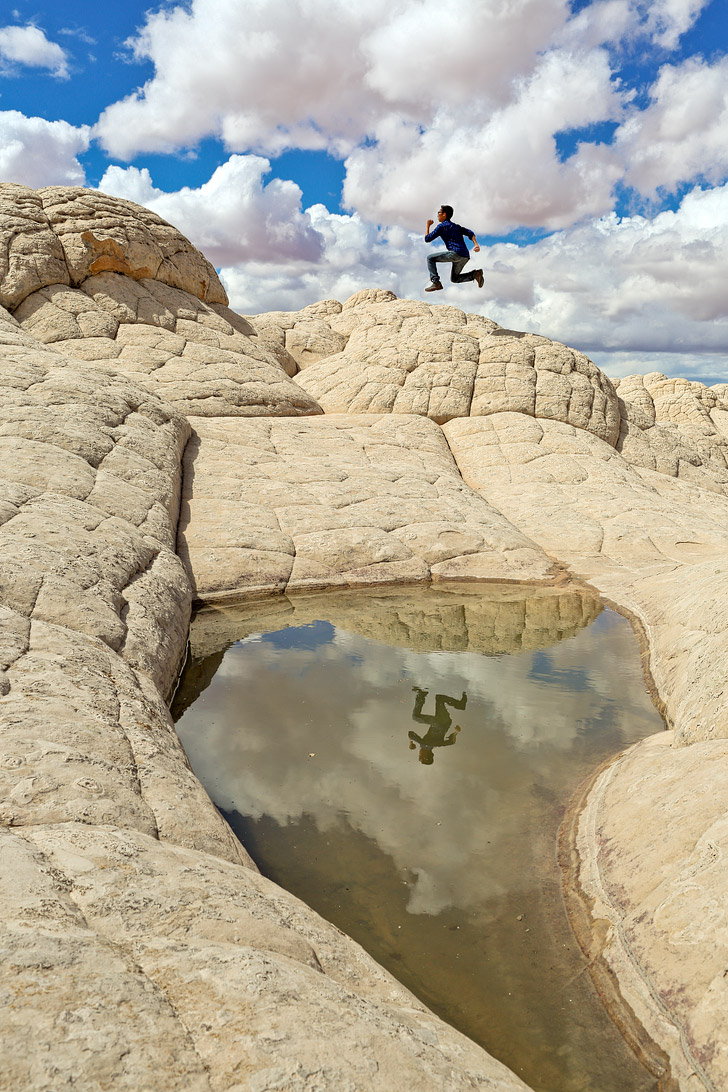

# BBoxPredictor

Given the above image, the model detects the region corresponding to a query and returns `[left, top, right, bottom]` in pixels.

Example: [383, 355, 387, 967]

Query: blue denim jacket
[424, 220, 474, 258]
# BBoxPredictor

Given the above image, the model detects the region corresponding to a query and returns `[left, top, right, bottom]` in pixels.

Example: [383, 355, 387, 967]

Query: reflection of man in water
[409, 687, 467, 765]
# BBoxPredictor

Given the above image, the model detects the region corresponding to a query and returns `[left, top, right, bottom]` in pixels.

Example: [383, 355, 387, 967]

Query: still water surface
[174, 586, 665, 1092]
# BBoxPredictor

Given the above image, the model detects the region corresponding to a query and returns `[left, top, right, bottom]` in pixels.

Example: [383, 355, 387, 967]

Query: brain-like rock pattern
[256, 294, 622, 443]
[0, 184, 225, 308]
[0, 185, 322, 418]
[614, 372, 728, 493]
[250, 293, 728, 498]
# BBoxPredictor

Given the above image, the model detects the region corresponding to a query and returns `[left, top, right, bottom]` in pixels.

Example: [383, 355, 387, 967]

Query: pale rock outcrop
[247, 291, 400, 372]
[1, 338, 190, 687]
[0, 185, 70, 310]
[0, 183, 225, 310]
[710, 382, 728, 413]
[13, 277, 321, 418]
[615, 373, 728, 494]
[281, 296, 622, 441]
[3, 183, 728, 1092]
[441, 412, 728, 1084]
[2, 183, 321, 418]
[255, 294, 728, 498]
[38, 185, 227, 302]
[568, 732, 728, 1091]
[443, 412, 728, 745]
[178, 414, 557, 601]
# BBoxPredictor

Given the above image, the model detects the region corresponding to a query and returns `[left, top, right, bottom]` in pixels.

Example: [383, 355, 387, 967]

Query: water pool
[174, 585, 665, 1092]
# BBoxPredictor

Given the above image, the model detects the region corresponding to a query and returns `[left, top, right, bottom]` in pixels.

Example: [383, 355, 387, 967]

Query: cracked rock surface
[2, 184, 728, 1092]
[0, 187, 533, 1092]
[178, 414, 556, 600]
[570, 733, 728, 1092]
[2, 184, 322, 418]
[292, 295, 622, 440]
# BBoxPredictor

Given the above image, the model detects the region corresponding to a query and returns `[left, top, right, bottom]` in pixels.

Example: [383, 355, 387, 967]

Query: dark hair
[440, 204, 453, 219]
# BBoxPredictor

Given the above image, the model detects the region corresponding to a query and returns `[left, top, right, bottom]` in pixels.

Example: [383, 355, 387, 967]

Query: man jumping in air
[424, 205, 484, 292]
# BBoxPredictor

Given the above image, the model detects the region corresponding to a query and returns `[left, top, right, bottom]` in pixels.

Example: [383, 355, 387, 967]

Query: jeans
[427, 250, 476, 283]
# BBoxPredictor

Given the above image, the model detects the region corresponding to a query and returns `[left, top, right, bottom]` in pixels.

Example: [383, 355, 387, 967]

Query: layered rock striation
[1, 184, 727, 1091]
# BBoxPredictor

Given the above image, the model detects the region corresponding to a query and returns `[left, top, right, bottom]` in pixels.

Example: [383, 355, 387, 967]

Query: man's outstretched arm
[424, 219, 441, 241]
[469, 232, 481, 253]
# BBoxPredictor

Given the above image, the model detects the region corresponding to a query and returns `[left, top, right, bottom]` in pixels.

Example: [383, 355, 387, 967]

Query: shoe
[425, 281, 443, 292]
[474, 269, 484, 288]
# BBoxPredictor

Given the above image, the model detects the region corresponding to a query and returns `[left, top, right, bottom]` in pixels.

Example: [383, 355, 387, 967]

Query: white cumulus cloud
[93, 0, 627, 235]
[0, 110, 89, 187]
[95, 0, 385, 159]
[343, 46, 624, 232]
[94, 0, 570, 161]
[481, 182, 728, 367]
[0, 23, 69, 77]
[617, 56, 728, 195]
[91, 0, 728, 240]
[99, 155, 325, 265]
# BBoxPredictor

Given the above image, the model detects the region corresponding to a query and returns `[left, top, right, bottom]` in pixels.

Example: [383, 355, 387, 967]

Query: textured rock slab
[572, 732, 728, 1091]
[1, 351, 191, 691]
[281, 295, 620, 441]
[178, 414, 557, 601]
[0, 183, 226, 310]
[1, 823, 532, 1092]
[444, 413, 728, 745]
[0, 185, 70, 311]
[0, 329, 249, 863]
[615, 372, 728, 495]
[13, 276, 322, 419]
[598, 551, 728, 749]
[0, 610, 247, 862]
[444, 413, 728, 577]
[0, 828, 211, 1092]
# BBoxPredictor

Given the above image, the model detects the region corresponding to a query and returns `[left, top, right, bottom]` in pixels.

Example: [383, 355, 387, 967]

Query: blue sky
[1, 0, 727, 382]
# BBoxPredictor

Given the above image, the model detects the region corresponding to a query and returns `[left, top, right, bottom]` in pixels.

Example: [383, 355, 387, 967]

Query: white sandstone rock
[2, 184, 728, 1092]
